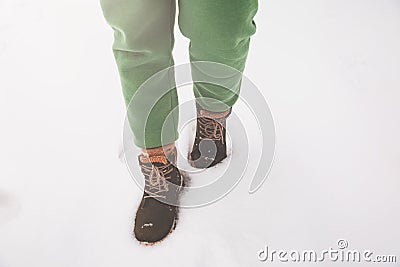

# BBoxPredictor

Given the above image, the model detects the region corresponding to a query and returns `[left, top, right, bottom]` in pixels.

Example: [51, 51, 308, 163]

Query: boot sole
[137, 216, 178, 246]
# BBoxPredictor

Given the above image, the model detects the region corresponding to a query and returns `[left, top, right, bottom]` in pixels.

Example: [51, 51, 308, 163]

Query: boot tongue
[138, 144, 178, 205]
[139, 155, 174, 205]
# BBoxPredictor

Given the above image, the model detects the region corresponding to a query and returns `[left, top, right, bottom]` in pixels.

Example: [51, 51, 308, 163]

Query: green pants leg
[100, 0, 258, 148]
[100, 0, 179, 149]
[179, 0, 258, 112]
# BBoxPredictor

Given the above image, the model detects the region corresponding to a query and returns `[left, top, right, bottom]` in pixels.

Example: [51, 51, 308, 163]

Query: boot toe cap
[134, 200, 176, 244]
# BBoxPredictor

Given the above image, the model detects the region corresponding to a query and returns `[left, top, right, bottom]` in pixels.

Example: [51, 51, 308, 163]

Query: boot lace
[140, 161, 174, 200]
[198, 117, 225, 144]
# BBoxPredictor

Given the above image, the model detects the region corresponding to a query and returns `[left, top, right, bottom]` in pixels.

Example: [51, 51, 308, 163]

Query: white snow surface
[0, 0, 400, 266]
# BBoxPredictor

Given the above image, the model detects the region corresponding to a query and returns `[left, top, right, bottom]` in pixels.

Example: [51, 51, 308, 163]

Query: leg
[100, 0, 183, 244]
[100, 0, 179, 148]
[178, 0, 258, 112]
[179, 0, 258, 167]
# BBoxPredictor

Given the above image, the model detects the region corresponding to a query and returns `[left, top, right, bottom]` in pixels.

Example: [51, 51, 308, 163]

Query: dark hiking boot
[134, 144, 183, 244]
[189, 103, 232, 168]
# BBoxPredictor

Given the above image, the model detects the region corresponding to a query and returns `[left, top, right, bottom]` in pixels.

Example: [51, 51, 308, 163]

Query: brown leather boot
[189, 103, 232, 168]
[134, 143, 183, 244]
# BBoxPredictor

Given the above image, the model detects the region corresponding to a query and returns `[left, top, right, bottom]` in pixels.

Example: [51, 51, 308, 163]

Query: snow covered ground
[0, 0, 399, 266]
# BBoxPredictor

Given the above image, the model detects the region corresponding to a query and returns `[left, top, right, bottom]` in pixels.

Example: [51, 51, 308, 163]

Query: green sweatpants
[100, 0, 258, 148]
